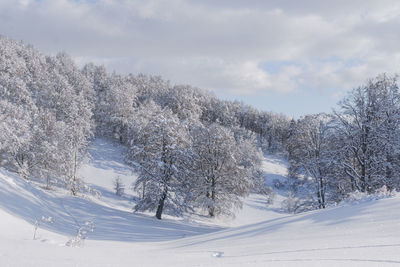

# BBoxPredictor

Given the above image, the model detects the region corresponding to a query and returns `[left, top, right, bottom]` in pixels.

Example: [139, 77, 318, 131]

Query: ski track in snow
[0, 138, 399, 266]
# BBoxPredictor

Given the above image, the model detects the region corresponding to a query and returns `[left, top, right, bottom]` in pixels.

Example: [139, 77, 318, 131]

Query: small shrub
[281, 192, 315, 214]
[66, 221, 95, 247]
[33, 216, 54, 240]
[113, 176, 125, 197]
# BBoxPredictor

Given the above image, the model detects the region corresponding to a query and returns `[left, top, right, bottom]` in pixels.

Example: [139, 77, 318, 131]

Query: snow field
[0, 138, 399, 266]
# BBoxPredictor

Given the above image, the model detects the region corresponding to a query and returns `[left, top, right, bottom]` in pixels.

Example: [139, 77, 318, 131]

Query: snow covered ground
[1, 139, 399, 266]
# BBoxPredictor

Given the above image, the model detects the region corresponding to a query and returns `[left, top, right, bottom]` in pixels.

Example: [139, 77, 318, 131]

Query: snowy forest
[1, 35, 400, 219]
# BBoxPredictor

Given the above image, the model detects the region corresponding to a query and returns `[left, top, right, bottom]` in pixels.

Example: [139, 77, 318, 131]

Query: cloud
[1, 0, 400, 113]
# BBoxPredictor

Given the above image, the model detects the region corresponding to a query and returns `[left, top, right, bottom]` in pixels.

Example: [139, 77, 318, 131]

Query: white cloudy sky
[1, 0, 400, 116]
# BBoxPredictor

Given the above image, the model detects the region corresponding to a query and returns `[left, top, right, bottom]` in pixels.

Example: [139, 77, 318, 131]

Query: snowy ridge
[0, 139, 399, 266]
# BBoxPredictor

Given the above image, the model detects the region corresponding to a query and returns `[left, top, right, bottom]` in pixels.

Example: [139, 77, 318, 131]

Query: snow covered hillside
[0, 139, 399, 266]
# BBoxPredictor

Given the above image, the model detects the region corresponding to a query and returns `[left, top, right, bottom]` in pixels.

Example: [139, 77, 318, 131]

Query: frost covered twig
[66, 220, 95, 247]
[33, 216, 54, 240]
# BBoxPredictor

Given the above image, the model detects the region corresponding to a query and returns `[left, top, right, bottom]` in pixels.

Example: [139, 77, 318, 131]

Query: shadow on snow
[0, 169, 222, 242]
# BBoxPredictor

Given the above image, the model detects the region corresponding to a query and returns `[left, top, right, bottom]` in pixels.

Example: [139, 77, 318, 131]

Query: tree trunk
[71, 149, 78, 196]
[156, 189, 167, 220]
[319, 176, 325, 209]
[208, 178, 216, 217]
[209, 206, 215, 217]
[142, 181, 146, 199]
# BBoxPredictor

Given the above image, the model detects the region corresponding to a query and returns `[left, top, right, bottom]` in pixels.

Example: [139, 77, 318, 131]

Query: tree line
[0, 36, 277, 219]
[1, 36, 399, 218]
[287, 74, 400, 210]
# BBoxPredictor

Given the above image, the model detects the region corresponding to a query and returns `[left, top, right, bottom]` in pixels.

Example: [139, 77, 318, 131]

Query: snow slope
[167, 197, 400, 266]
[1, 138, 399, 266]
[0, 139, 221, 243]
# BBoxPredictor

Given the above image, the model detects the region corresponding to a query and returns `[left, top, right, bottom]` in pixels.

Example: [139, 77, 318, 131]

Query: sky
[1, 0, 400, 117]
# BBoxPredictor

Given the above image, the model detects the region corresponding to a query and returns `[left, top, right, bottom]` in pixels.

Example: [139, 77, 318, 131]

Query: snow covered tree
[0, 37, 94, 193]
[113, 177, 125, 197]
[334, 74, 400, 193]
[128, 73, 170, 107]
[288, 114, 335, 208]
[190, 124, 254, 217]
[28, 110, 68, 189]
[83, 64, 136, 142]
[0, 100, 32, 173]
[161, 84, 204, 124]
[236, 136, 271, 197]
[47, 54, 95, 194]
[127, 105, 191, 219]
